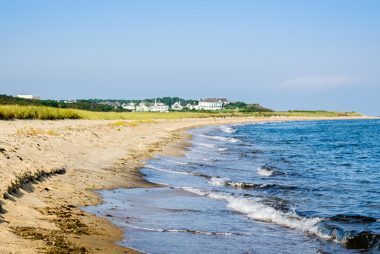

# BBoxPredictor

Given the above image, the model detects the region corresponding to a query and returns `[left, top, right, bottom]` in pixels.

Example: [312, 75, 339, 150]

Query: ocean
[84, 119, 380, 253]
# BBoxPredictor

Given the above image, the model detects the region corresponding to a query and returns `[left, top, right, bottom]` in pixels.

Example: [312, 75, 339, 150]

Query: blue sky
[0, 0, 379, 114]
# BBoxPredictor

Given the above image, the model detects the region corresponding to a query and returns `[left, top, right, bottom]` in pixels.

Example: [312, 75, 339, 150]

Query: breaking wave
[204, 135, 240, 143]
[257, 166, 284, 177]
[193, 142, 216, 148]
[162, 159, 189, 165]
[220, 126, 237, 134]
[207, 177, 296, 191]
[145, 165, 192, 175]
[208, 177, 229, 186]
[146, 165, 212, 179]
[182, 187, 323, 236]
[125, 224, 254, 236]
[182, 187, 380, 250]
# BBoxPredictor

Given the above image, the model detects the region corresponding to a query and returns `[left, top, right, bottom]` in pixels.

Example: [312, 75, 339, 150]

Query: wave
[182, 187, 323, 236]
[204, 135, 240, 143]
[183, 187, 380, 250]
[220, 126, 237, 134]
[193, 142, 216, 148]
[145, 165, 192, 175]
[162, 159, 189, 165]
[318, 221, 380, 249]
[146, 165, 212, 180]
[125, 224, 252, 236]
[208, 177, 230, 186]
[146, 165, 379, 250]
[147, 164, 293, 192]
[257, 167, 274, 176]
[207, 177, 296, 191]
[329, 214, 377, 223]
[343, 231, 380, 249]
[257, 166, 284, 177]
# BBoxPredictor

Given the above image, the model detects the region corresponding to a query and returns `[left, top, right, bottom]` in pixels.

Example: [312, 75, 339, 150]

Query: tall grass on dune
[0, 105, 362, 120]
[0, 105, 81, 120]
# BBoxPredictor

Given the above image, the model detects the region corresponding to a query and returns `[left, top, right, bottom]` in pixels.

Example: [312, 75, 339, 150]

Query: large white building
[150, 100, 169, 112]
[16, 94, 40, 100]
[134, 100, 169, 112]
[135, 102, 150, 112]
[198, 98, 228, 110]
[122, 102, 136, 111]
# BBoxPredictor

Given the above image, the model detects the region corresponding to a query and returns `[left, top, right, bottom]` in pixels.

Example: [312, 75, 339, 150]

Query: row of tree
[0, 95, 273, 112]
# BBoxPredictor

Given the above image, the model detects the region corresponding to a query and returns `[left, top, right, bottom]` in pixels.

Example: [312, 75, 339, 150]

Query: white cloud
[279, 75, 356, 89]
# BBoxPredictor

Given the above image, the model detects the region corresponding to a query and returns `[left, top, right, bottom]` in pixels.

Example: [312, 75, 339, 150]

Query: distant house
[171, 101, 183, 111]
[16, 94, 40, 100]
[135, 102, 150, 112]
[150, 100, 169, 112]
[122, 102, 136, 111]
[63, 100, 77, 104]
[185, 103, 199, 110]
[198, 98, 228, 110]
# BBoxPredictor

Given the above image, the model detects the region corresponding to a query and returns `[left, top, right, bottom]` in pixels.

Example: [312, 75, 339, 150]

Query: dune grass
[0, 105, 81, 120]
[0, 105, 362, 120]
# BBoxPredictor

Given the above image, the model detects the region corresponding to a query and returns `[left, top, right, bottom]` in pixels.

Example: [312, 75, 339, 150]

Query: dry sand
[0, 115, 374, 253]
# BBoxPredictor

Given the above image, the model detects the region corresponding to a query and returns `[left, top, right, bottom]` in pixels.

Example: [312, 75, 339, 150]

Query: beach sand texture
[0, 116, 373, 253]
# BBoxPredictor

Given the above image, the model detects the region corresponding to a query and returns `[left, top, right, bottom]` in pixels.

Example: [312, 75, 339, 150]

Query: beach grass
[0, 105, 362, 120]
[0, 105, 81, 120]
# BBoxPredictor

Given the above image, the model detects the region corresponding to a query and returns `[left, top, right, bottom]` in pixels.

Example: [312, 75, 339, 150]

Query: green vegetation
[0, 94, 271, 112]
[0, 105, 81, 120]
[224, 101, 273, 112]
[0, 104, 361, 120]
[0, 94, 118, 112]
[128, 97, 198, 108]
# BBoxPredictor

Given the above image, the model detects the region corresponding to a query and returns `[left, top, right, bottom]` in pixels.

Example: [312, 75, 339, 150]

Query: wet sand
[0, 115, 374, 253]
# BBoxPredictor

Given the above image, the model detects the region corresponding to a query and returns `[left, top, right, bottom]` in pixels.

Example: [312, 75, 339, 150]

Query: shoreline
[0, 115, 376, 253]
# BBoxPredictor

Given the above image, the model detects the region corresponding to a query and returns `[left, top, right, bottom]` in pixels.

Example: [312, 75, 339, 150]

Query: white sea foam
[208, 177, 229, 186]
[193, 142, 216, 148]
[125, 224, 249, 236]
[188, 149, 209, 154]
[182, 187, 325, 239]
[163, 159, 188, 165]
[257, 166, 274, 176]
[205, 135, 240, 143]
[220, 126, 237, 134]
[218, 147, 228, 151]
[145, 165, 191, 175]
[206, 177, 258, 189]
[202, 158, 217, 162]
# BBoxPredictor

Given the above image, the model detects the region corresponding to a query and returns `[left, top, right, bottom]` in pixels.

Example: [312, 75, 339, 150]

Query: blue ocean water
[84, 119, 380, 253]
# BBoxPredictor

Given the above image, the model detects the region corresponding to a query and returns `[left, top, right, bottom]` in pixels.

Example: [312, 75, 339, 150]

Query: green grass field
[0, 105, 362, 120]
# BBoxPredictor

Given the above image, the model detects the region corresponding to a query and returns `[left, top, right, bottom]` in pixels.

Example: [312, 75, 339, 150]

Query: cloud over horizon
[279, 75, 356, 90]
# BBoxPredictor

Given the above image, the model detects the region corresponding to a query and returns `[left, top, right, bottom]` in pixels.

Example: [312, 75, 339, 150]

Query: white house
[63, 100, 77, 104]
[122, 102, 136, 111]
[171, 101, 183, 111]
[16, 95, 40, 100]
[150, 100, 169, 112]
[198, 98, 227, 110]
[186, 103, 199, 110]
[135, 102, 150, 112]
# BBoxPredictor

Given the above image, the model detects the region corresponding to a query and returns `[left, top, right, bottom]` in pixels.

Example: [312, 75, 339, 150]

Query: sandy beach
[0, 115, 374, 254]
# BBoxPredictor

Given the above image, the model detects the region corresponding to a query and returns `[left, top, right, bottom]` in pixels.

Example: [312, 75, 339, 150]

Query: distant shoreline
[0, 115, 376, 253]
[0, 103, 364, 120]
